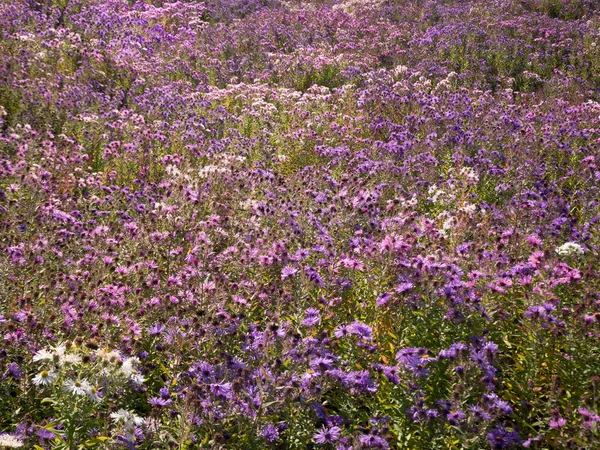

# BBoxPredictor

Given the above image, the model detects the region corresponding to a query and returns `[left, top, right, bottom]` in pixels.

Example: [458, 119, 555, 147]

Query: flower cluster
[0, 0, 600, 448]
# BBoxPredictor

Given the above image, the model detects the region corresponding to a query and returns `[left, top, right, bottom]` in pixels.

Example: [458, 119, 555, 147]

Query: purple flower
[7, 362, 23, 379]
[348, 321, 373, 341]
[302, 308, 321, 327]
[313, 426, 341, 444]
[487, 424, 522, 449]
[358, 434, 389, 449]
[398, 355, 430, 378]
[148, 323, 165, 335]
[209, 383, 233, 400]
[447, 410, 466, 425]
[548, 417, 566, 429]
[261, 424, 279, 442]
[36, 427, 55, 441]
[376, 292, 392, 306]
[281, 266, 298, 279]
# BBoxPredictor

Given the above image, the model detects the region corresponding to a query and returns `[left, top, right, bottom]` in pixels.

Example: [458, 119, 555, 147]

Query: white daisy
[88, 386, 103, 403]
[32, 349, 54, 363]
[32, 370, 58, 386]
[59, 353, 82, 366]
[129, 371, 145, 386]
[119, 357, 140, 377]
[0, 434, 24, 448]
[110, 409, 145, 427]
[63, 378, 91, 396]
[53, 344, 66, 358]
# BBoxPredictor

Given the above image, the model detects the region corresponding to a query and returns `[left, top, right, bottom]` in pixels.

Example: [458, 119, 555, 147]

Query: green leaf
[80, 436, 111, 448]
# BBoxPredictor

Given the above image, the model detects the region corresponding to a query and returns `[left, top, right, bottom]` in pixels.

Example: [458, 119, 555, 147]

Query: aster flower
[302, 308, 321, 327]
[32, 348, 54, 363]
[36, 428, 55, 441]
[358, 434, 389, 449]
[0, 434, 24, 448]
[487, 424, 522, 449]
[281, 266, 298, 279]
[313, 426, 341, 444]
[110, 409, 145, 427]
[376, 292, 392, 306]
[555, 242, 584, 257]
[7, 363, 23, 379]
[398, 355, 430, 378]
[548, 417, 566, 429]
[59, 353, 82, 366]
[88, 386, 103, 403]
[261, 424, 279, 442]
[210, 382, 233, 399]
[348, 321, 373, 341]
[63, 378, 92, 396]
[33, 370, 58, 386]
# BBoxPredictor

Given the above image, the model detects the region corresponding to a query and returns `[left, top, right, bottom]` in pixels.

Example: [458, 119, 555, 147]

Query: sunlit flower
[0, 434, 24, 448]
[32, 349, 54, 363]
[33, 370, 58, 386]
[63, 378, 91, 396]
[555, 242, 584, 257]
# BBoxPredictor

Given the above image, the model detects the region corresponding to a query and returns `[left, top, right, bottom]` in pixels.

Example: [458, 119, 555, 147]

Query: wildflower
[555, 242, 584, 257]
[447, 410, 466, 425]
[376, 292, 392, 306]
[110, 409, 145, 427]
[32, 349, 54, 363]
[36, 428, 55, 440]
[487, 424, 522, 449]
[302, 308, 321, 327]
[148, 323, 165, 335]
[59, 353, 82, 366]
[95, 348, 121, 363]
[548, 417, 566, 429]
[313, 426, 341, 444]
[0, 434, 24, 448]
[120, 357, 141, 377]
[348, 321, 373, 341]
[33, 370, 58, 386]
[63, 378, 91, 396]
[88, 386, 103, 403]
[209, 382, 233, 399]
[358, 434, 389, 449]
[261, 424, 279, 442]
[7, 363, 23, 379]
[468, 405, 491, 422]
[281, 266, 298, 279]
[397, 355, 430, 378]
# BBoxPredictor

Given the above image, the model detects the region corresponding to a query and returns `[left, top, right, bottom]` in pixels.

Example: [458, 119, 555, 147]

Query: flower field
[1, 0, 600, 448]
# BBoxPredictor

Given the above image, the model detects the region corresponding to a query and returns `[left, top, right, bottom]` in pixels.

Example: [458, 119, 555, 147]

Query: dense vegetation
[1, 0, 600, 448]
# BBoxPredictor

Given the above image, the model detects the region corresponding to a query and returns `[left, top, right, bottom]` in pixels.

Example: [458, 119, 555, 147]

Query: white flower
[110, 409, 145, 427]
[0, 434, 24, 448]
[59, 353, 82, 366]
[63, 378, 91, 396]
[88, 386, 103, 403]
[95, 348, 121, 363]
[33, 370, 58, 386]
[120, 357, 140, 377]
[555, 242, 585, 257]
[53, 344, 66, 358]
[32, 349, 54, 363]
[130, 372, 146, 386]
